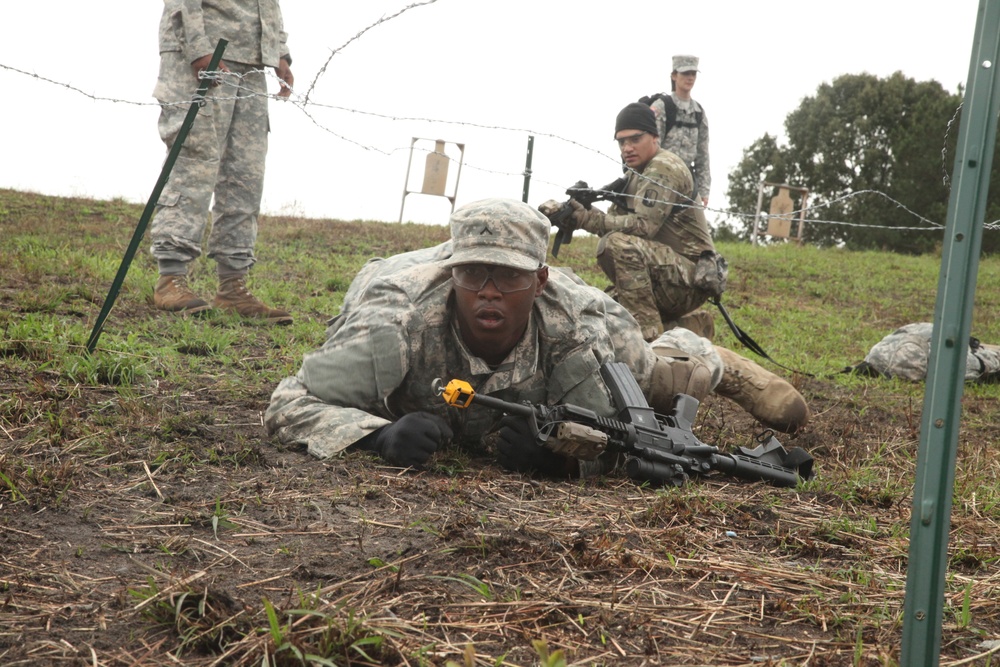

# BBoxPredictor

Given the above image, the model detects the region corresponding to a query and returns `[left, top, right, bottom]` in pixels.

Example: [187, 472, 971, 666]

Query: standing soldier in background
[646, 55, 711, 207]
[149, 0, 295, 324]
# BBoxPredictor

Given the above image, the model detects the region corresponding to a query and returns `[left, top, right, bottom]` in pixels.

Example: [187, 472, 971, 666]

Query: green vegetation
[725, 72, 1000, 254]
[3, 188, 1000, 666]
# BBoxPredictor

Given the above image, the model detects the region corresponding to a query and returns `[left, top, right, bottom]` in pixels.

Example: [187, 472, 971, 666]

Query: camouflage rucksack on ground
[852, 322, 1000, 383]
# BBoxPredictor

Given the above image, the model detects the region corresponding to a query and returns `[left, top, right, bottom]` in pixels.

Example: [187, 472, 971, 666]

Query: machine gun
[433, 362, 814, 488]
[542, 177, 628, 258]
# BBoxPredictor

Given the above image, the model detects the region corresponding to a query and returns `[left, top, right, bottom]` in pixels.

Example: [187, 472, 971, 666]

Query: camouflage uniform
[862, 322, 1000, 382]
[264, 240, 723, 460]
[650, 94, 711, 202]
[150, 0, 290, 273]
[577, 147, 717, 339]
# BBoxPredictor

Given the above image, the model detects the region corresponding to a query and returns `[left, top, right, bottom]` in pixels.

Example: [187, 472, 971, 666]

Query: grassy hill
[2, 188, 1000, 666]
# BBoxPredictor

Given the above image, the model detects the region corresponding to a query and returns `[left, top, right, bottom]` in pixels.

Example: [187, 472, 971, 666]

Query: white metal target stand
[398, 138, 465, 223]
[752, 181, 809, 245]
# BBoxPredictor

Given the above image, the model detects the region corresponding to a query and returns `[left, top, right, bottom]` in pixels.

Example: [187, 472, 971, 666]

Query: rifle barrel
[709, 453, 800, 487]
[469, 393, 535, 419]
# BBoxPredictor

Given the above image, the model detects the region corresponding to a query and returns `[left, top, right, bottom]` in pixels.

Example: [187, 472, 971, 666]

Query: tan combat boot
[714, 345, 810, 433]
[153, 275, 212, 314]
[213, 275, 293, 325]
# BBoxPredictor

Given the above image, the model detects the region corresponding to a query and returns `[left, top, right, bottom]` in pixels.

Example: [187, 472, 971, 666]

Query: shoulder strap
[637, 93, 678, 134]
[660, 95, 677, 133]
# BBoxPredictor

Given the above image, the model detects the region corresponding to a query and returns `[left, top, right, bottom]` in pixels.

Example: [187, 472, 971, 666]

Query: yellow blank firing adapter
[434, 378, 476, 409]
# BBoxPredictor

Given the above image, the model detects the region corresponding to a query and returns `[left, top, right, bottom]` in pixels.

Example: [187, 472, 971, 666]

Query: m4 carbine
[433, 362, 814, 488]
[541, 177, 628, 258]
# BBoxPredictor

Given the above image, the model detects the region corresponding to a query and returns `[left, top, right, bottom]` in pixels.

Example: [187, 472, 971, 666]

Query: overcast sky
[0, 1, 983, 226]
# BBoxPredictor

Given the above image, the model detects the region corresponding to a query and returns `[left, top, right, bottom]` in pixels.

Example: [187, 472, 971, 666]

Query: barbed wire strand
[302, 0, 440, 105]
[3, 58, 998, 234]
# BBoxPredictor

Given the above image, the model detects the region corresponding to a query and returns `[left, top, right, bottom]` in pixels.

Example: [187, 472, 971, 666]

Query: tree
[724, 72, 1000, 254]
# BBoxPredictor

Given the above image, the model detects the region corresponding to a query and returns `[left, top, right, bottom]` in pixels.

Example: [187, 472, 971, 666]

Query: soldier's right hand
[189, 54, 230, 86]
[375, 412, 453, 468]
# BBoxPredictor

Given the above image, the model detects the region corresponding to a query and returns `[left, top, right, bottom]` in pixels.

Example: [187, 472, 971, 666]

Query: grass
[3, 187, 1000, 666]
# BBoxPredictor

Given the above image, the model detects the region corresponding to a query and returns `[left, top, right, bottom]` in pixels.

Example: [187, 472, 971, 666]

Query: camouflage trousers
[150, 53, 269, 273]
[596, 231, 708, 337]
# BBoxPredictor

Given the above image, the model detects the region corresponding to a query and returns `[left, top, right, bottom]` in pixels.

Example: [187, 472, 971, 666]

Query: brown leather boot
[714, 345, 810, 433]
[153, 275, 212, 314]
[213, 275, 292, 325]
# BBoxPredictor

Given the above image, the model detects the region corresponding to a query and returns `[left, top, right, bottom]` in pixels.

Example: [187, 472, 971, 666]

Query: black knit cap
[614, 102, 658, 137]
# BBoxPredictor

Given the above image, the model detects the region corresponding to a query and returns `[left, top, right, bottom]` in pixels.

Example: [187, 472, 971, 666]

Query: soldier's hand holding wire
[275, 57, 294, 98]
[190, 54, 230, 86]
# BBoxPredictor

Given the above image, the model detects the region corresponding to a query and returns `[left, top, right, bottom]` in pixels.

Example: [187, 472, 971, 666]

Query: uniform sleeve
[541, 281, 657, 410]
[696, 107, 711, 199]
[264, 286, 412, 459]
[276, 1, 289, 55]
[178, 0, 213, 63]
[582, 160, 683, 239]
[600, 294, 658, 394]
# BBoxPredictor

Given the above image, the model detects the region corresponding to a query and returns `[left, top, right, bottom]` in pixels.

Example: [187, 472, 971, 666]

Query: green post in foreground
[901, 1, 1000, 664]
[86, 39, 229, 353]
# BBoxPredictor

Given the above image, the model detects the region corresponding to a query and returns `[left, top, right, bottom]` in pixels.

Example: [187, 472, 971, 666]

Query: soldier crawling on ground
[264, 198, 809, 476]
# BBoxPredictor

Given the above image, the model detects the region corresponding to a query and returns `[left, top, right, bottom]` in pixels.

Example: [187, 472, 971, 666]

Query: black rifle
[546, 177, 628, 258]
[434, 362, 814, 488]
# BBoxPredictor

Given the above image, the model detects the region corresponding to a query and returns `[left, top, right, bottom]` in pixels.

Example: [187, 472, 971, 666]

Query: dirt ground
[3, 195, 1000, 666]
[5, 355, 1000, 666]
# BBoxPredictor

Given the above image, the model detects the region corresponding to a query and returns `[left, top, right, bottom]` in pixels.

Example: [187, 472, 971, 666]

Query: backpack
[849, 322, 1000, 383]
[637, 93, 703, 134]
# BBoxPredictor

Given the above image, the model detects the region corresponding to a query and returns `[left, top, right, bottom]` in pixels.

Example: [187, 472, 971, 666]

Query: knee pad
[648, 349, 714, 410]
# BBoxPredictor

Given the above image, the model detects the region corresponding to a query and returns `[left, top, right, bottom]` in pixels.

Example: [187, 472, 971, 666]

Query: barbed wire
[302, 0, 439, 104]
[942, 103, 963, 188]
[2, 44, 998, 236]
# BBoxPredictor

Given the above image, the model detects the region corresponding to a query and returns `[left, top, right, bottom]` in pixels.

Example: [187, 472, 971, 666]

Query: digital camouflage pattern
[151, 0, 289, 273]
[159, 0, 289, 68]
[577, 147, 717, 338]
[650, 94, 711, 201]
[264, 241, 724, 460]
[863, 322, 1000, 382]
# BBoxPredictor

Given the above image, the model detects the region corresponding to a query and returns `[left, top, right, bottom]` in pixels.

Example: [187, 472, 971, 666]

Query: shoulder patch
[642, 188, 660, 208]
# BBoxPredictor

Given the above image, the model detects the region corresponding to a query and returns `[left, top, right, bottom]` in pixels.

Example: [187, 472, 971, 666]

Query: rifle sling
[709, 297, 815, 378]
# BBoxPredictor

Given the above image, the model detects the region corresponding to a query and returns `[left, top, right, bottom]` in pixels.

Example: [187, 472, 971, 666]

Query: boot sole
[154, 304, 214, 316]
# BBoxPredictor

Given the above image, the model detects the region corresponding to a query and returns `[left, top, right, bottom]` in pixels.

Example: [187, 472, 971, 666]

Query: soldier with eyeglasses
[541, 102, 722, 344]
[265, 199, 809, 476]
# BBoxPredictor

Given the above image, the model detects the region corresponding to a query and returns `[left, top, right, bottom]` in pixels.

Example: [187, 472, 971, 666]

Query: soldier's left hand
[275, 58, 294, 98]
[568, 198, 604, 233]
[538, 199, 564, 221]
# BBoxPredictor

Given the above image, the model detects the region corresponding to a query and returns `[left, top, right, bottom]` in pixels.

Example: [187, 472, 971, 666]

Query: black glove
[495, 415, 567, 476]
[374, 412, 453, 468]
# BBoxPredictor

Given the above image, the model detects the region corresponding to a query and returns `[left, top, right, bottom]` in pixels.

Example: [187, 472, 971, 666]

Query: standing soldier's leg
[209, 64, 292, 324]
[150, 51, 232, 313]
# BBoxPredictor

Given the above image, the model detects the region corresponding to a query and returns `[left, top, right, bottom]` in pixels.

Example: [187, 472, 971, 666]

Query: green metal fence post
[85, 39, 229, 353]
[901, 1, 1000, 664]
[522, 135, 534, 203]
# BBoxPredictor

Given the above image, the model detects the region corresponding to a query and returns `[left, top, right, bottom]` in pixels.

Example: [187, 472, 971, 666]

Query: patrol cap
[672, 54, 699, 73]
[442, 198, 550, 271]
